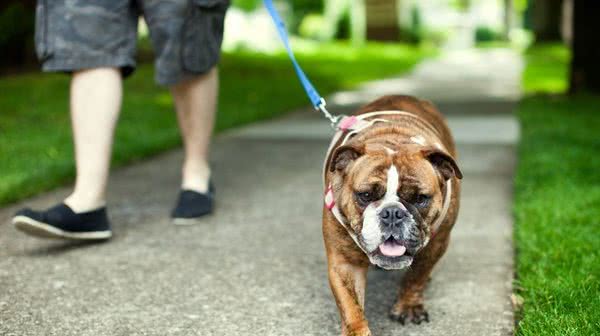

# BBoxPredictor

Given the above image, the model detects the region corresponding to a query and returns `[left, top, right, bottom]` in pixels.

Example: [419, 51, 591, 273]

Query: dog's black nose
[379, 205, 406, 229]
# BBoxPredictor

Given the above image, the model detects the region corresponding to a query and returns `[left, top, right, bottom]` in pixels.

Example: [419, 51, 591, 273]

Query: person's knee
[170, 67, 219, 92]
[72, 67, 122, 77]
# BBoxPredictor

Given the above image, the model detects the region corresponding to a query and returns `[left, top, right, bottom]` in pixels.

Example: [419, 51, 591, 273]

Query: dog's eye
[356, 191, 374, 205]
[415, 194, 431, 207]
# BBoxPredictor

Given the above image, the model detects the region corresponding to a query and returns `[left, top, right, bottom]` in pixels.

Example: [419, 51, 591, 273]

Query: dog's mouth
[365, 237, 414, 270]
[377, 237, 408, 257]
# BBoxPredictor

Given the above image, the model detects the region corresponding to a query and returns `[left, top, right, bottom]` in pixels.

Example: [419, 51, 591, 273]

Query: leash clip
[317, 98, 344, 129]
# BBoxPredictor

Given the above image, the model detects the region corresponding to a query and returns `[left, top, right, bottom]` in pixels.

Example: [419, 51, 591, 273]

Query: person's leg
[64, 68, 123, 212]
[141, 0, 226, 220]
[12, 0, 137, 239]
[170, 67, 218, 193]
[12, 67, 121, 239]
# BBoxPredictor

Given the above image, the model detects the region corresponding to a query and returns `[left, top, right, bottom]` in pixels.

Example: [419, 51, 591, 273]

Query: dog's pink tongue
[379, 241, 407, 257]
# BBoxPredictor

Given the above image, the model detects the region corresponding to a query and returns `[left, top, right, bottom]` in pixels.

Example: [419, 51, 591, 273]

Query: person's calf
[172, 69, 218, 194]
[66, 67, 122, 214]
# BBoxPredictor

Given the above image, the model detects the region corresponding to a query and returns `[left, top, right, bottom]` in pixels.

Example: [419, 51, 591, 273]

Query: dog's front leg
[327, 253, 370, 336]
[389, 229, 452, 325]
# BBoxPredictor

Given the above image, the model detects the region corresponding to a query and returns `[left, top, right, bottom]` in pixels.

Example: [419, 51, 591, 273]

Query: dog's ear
[422, 147, 463, 180]
[329, 144, 365, 172]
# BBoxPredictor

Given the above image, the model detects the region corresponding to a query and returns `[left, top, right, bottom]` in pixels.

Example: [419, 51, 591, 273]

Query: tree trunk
[0, 0, 36, 69]
[533, 0, 563, 41]
[569, 0, 600, 94]
[503, 0, 513, 40]
[350, 0, 366, 46]
[365, 0, 399, 41]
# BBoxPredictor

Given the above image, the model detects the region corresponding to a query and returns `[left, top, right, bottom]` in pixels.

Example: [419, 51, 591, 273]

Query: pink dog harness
[323, 111, 453, 244]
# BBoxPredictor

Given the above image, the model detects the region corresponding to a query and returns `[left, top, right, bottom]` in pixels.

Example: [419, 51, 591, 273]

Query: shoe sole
[171, 217, 204, 226]
[171, 213, 213, 226]
[12, 216, 112, 240]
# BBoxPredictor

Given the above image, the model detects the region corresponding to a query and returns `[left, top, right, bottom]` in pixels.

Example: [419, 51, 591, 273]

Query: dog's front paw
[389, 303, 429, 325]
[344, 321, 372, 336]
[346, 327, 372, 336]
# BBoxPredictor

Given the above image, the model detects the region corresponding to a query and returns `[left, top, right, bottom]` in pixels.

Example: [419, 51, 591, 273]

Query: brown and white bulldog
[322, 95, 463, 336]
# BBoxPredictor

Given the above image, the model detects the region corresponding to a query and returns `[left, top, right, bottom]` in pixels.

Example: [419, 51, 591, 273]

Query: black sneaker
[12, 203, 112, 240]
[171, 181, 215, 225]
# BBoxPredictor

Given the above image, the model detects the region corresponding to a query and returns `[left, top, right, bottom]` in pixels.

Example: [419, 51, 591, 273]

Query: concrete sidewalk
[0, 49, 522, 336]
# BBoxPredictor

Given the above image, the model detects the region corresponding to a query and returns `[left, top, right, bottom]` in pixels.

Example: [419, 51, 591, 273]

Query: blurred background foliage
[4, 0, 595, 94]
[1, 0, 597, 203]
[0, 0, 579, 73]
[0, 1, 35, 70]
[0, 0, 549, 73]
[0, 0, 579, 72]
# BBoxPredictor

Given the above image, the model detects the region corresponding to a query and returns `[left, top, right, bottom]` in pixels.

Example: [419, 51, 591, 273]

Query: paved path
[0, 49, 522, 336]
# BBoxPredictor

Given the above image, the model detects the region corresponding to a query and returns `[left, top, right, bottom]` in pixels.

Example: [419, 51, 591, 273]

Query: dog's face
[329, 142, 462, 270]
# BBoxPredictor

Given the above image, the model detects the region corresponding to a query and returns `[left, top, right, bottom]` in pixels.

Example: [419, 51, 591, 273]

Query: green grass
[515, 44, 600, 335]
[0, 41, 433, 205]
[475, 40, 513, 49]
[522, 43, 571, 94]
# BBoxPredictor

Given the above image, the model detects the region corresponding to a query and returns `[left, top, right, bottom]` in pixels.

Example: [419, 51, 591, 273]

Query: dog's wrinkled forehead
[348, 154, 390, 188]
[347, 146, 437, 192]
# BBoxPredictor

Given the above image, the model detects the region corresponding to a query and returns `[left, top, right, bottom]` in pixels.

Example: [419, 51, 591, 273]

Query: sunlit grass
[522, 43, 570, 94]
[0, 42, 434, 205]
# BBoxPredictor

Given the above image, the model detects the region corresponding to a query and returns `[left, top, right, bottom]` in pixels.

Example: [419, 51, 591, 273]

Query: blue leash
[263, 0, 342, 128]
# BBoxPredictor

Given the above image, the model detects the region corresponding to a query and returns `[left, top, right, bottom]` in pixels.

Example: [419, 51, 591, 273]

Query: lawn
[521, 43, 571, 94]
[0, 41, 433, 205]
[514, 43, 600, 335]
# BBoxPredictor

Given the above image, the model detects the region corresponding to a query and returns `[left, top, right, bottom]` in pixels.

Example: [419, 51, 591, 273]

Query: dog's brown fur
[322, 95, 462, 336]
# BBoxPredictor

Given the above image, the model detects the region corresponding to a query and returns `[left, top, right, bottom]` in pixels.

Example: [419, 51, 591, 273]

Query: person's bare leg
[64, 68, 122, 212]
[170, 67, 218, 193]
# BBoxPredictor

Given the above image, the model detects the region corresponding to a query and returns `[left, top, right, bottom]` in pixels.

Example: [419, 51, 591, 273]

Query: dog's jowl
[322, 95, 462, 336]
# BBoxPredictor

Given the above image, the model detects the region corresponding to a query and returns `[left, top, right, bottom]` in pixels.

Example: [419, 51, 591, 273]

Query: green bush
[0, 3, 35, 67]
[231, 0, 261, 12]
[0, 4, 32, 44]
[290, 0, 322, 17]
[401, 6, 423, 44]
[475, 26, 503, 43]
[298, 13, 326, 39]
[231, 0, 322, 33]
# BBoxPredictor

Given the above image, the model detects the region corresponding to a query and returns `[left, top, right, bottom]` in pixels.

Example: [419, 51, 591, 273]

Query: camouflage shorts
[34, 0, 229, 86]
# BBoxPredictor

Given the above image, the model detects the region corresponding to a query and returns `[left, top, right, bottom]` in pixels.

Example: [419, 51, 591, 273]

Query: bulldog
[322, 95, 462, 336]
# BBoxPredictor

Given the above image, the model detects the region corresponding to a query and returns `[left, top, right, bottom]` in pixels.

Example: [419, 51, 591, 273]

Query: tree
[532, 0, 563, 41]
[365, 0, 399, 41]
[503, 0, 514, 40]
[569, 0, 600, 93]
[321, 0, 365, 45]
[0, 1, 35, 69]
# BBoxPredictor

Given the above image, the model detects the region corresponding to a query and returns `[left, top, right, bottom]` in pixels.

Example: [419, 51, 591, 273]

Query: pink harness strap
[324, 185, 335, 210]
